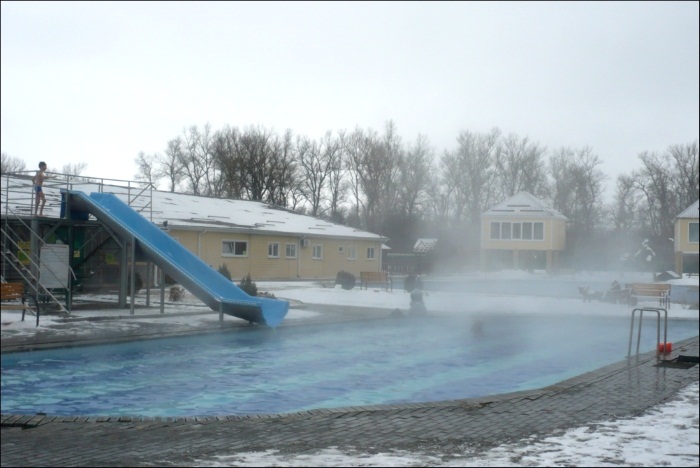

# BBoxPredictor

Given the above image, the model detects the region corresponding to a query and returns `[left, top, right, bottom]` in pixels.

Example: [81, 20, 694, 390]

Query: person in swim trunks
[32, 161, 50, 216]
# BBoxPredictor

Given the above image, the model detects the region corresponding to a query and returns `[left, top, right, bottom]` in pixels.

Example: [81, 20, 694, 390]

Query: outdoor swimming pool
[2, 314, 697, 417]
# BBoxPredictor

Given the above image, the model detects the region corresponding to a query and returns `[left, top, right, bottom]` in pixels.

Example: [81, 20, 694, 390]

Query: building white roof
[481, 192, 567, 220]
[0, 174, 387, 241]
[676, 200, 699, 219]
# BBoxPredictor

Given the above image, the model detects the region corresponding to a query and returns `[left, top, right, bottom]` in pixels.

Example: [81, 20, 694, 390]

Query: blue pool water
[2, 314, 697, 417]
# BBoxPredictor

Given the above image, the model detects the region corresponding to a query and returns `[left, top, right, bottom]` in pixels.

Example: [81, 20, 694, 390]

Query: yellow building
[0, 174, 387, 282]
[674, 200, 699, 274]
[480, 192, 567, 273]
[143, 191, 387, 281]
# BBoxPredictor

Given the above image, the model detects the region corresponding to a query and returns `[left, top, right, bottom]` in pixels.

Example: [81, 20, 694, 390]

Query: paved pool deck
[1, 305, 698, 467]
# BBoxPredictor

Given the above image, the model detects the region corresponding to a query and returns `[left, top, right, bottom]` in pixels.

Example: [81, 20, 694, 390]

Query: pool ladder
[627, 307, 668, 357]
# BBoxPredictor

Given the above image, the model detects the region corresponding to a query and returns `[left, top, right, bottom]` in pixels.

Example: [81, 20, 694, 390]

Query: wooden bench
[360, 271, 393, 291]
[1, 282, 40, 326]
[625, 283, 671, 308]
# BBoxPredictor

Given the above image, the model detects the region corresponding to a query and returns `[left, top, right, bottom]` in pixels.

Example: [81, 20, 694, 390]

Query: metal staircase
[1, 220, 71, 324]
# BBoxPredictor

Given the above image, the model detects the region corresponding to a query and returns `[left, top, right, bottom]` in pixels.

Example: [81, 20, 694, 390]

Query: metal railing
[627, 307, 668, 357]
[2, 170, 155, 220]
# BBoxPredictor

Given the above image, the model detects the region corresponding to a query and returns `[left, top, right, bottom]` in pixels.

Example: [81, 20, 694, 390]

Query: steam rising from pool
[2, 313, 697, 417]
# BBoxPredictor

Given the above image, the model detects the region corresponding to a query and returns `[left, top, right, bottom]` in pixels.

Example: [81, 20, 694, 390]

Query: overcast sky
[2, 1, 698, 197]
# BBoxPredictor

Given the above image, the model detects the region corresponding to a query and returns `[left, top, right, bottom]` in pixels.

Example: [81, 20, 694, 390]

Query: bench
[1, 282, 40, 326]
[360, 271, 393, 291]
[625, 283, 671, 308]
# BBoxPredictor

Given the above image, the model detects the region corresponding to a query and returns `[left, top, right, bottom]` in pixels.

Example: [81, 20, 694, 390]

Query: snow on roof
[482, 191, 567, 220]
[0, 174, 386, 241]
[676, 200, 699, 219]
[413, 238, 437, 253]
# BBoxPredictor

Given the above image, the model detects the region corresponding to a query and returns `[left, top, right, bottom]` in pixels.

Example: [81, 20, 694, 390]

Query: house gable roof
[676, 200, 699, 219]
[482, 192, 567, 220]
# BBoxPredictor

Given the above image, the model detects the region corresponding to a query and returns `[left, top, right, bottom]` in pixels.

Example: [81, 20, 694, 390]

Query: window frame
[268, 242, 279, 258]
[222, 239, 248, 257]
[489, 221, 544, 241]
[533, 222, 544, 240]
[347, 246, 356, 260]
[312, 244, 323, 259]
[501, 222, 512, 240]
[512, 223, 522, 239]
[490, 222, 501, 240]
[285, 243, 297, 259]
[367, 247, 375, 260]
[689, 221, 699, 243]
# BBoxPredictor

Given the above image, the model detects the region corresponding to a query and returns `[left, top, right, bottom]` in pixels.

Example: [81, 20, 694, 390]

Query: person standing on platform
[32, 161, 50, 216]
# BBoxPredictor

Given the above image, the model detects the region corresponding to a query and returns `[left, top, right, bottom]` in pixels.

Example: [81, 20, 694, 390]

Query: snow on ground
[2, 270, 698, 467]
[194, 382, 699, 467]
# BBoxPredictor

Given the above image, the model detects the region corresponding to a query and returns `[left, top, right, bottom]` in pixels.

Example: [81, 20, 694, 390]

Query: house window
[222, 240, 247, 257]
[501, 222, 512, 240]
[285, 243, 297, 258]
[490, 221, 544, 241]
[534, 222, 544, 240]
[512, 223, 521, 239]
[268, 242, 279, 258]
[367, 247, 375, 260]
[312, 244, 323, 259]
[490, 222, 501, 240]
[338, 246, 344, 254]
[690, 222, 699, 243]
[348, 246, 356, 260]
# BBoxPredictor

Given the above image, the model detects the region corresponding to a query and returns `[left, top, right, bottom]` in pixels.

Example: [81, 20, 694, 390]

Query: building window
[512, 223, 521, 239]
[367, 247, 375, 259]
[534, 222, 544, 240]
[490, 221, 546, 241]
[268, 242, 279, 258]
[348, 246, 356, 260]
[501, 222, 512, 240]
[490, 222, 501, 240]
[285, 243, 297, 258]
[312, 244, 323, 259]
[338, 246, 344, 254]
[690, 222, 699, 243]
[222, 240, 247, 257]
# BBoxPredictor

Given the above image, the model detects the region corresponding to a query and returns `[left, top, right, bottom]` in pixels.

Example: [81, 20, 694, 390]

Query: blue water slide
[65, 191, 288, 327]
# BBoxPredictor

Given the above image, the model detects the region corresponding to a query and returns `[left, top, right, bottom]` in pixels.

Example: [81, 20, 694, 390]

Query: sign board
[40, 244, 70, 289]
[17, 241, 31, 265]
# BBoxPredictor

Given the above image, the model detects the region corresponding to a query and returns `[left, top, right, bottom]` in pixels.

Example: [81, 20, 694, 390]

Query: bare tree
[213, 125, 243, 199]
[633, 151, 679, 241]
[609, 174, 640, 233]
[439, 128, 500, 225]
[134, 151, 161, 186]
[296, 131, 343, 217]
[399, 134, 435, 220]
[265, 129, 297, 207]
[494, 133, 548, 199]
[360, 121, 404, 234]
[60, 162, 88, 176]
[342, 127, 371, 223]
[668, 141, 699, 210]
[178, 124, 217, 196]
[1, 153, 26, 173]
[159, 137, 185, 192]
[549, 146, 606, 234]
[327, 130, 348, 223]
